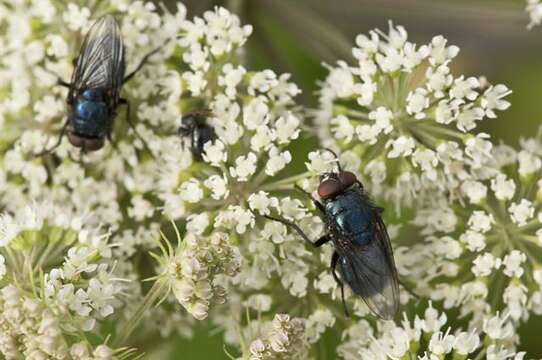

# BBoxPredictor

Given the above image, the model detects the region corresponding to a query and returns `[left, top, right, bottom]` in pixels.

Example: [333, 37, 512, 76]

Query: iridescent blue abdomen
[70, 89, 111, 137]
[325, 187, 373, 246]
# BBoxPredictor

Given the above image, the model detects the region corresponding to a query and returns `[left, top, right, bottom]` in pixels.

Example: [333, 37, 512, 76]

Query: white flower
[415, 302, 447, 333]
[183, 71, 207, 95]
[450, 76, 479, 101]
[369, 107, 394, 133]
[502, 251, 526, 278]
[491, 174, 516, 200]
[203, 175, 229, 200]
[356, 124, 381, 144]
[503, 283, 528, 320]
[179, 178, 204, 203]
[33, 95, 64, 123]
[187, 213, 210, 235]
[386, 136, 415, 158]
[527, 0, 542, 29]
[482, 84, 512, 118]
[0, 214, 18, 246]
[461, 180, 487, 204]
[364, 160, 387, 184]
[203, 140, 228, 165]
[428, 331, 455, 355]
[305, 309, 335, 344]
[518, 150, 541, 175]
[472, 253, 499, 277]
[128, 195, 154, 221]
[406, 88, 429, 119]
[453, 331, 480, 355]
[250, 125, 275, 151]
[331, 115, 355, 143]
[265, 148, 292, 176]
[62, 4, 90, 31]
[508, 199, 534, 226]
[326, 63, 356, 98]
[218, 64, 246, 98]
[305, 150, 336, 173]
[248, 191, 279, 216]
[429, 35, 459, 65]
[230, 153, 258, 181]
[467, 211, 494, 233]
[483, 313, 514, 340]
[275, 113, 300, 143]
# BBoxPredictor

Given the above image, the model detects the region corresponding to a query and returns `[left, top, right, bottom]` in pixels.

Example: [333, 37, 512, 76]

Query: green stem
[344, 108, 371, 121]
[114, 279, 167, 347]
[33, 241, 58, 273]
[417, 122, 465, 141]
[259, 171, 313, 191]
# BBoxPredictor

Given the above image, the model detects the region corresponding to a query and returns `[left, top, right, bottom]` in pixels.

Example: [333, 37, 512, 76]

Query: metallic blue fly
[263, 151, 400, 319]
[41, 15, 164, 154]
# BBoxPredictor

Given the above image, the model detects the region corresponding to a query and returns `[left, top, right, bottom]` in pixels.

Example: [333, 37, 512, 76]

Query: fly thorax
[70, 90, 110, 137]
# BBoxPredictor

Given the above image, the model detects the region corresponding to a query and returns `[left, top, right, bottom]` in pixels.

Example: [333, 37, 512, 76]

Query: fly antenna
[323, 147, 342, 172]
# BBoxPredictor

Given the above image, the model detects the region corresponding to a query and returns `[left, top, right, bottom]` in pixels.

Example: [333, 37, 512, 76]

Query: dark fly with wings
[261, 150, 400, 320]
[178, 110, 216, 161]
[39, 15, 167, 154]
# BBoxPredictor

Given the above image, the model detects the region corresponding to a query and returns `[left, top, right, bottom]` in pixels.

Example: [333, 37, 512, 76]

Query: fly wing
[337, 214, 400, 320]
[70, 15, 125, 102]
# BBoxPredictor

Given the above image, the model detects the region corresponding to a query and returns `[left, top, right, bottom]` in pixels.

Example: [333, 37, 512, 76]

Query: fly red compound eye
[338, 171, 357, 188]
[318, 179, 342, 200]
[67, 132, 84, 148]
[84, 138, 105, 152]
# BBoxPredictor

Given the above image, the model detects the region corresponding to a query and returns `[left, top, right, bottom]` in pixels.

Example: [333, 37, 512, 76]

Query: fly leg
[254, 210, 319, 248]
[41, 66, 71, 88]
[331, 251, 349, 317]
[34, 119, 69, 157]
[57, 79, 71, 88]
[314, 235, 330, 248]
[398, 279, 420, 300]
[261, 213, 314, 247]
[107, 131, 119, 151]
[123, 39, 171, 83]
[294, 184, 325, 214]
[67, 149, 85, 165]
[119, 98, 153, 155]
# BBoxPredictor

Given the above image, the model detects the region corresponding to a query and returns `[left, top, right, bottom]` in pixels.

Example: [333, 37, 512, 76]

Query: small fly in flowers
[264, 150, 400, 319]
[178, 111, 215, 161]
[38, 15, 166, 155]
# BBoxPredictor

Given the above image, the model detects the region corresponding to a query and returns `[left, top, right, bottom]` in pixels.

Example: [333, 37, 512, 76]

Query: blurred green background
[154, 0, 542, 358]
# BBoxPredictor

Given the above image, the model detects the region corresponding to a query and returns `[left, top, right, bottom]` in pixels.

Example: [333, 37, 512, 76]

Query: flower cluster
[156, 229, 241, 320]
[339, 303, 524, 360]
[0, 0, 183, 229]
[0, 202, 130, 359]
[246, 314, 308, 360]
[154, 2, 328, 321]
[316, 22, 510, 209]
[408, 132, 542, 327]
[527, 0, 542, 28]
[1, 0, 540, 359]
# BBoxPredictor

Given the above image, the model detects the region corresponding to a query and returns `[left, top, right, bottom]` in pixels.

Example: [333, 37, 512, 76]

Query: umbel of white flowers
[0, 1, 538, 359]
[317, 22, 512, 211]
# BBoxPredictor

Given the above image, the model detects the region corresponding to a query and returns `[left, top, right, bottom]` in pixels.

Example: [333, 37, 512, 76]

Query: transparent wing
[70, 15, 125, 100]
[336, 215, 400, 320]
